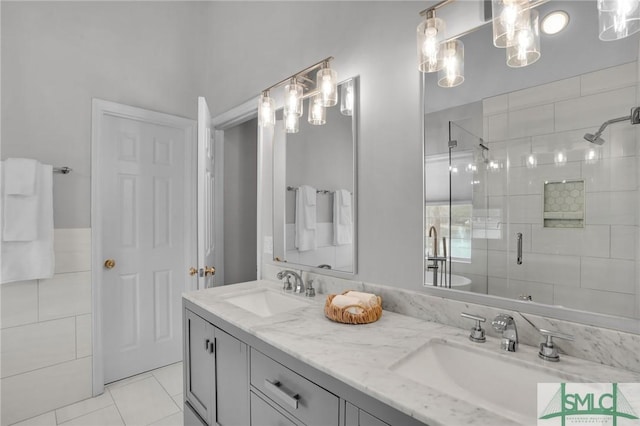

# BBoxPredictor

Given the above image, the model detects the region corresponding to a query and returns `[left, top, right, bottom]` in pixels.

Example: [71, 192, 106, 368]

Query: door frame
[91, 99, 197, 395]
[210, 98, 259, 281]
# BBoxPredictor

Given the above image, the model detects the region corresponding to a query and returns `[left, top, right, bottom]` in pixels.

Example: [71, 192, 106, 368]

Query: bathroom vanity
[182, 280, 640, 426]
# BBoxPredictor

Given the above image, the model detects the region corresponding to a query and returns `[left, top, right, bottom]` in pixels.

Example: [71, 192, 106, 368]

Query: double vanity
[182, 279, 640, 426]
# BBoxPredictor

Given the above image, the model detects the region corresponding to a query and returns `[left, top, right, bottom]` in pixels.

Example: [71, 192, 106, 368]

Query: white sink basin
[222, 288, 310, 318]
[390, 338, 578, 424]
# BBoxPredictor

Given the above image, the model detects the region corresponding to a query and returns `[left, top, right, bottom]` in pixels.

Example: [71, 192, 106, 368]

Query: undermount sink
[390, 338, 578, 424]
[222, 288, 310, 318]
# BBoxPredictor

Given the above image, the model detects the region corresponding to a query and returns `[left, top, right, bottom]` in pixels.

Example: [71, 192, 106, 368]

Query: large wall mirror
[273, 77, 358, 274]
[423, 1, 640, 331]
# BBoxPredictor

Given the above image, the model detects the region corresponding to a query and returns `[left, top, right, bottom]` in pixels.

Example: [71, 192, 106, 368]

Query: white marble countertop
[184, 280, 640, 426]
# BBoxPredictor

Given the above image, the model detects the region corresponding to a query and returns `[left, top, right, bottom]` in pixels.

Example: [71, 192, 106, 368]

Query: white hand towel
[345, 291, 379, 308]
[4, 158, 38, 195]
[333, 189, 352, 246]
[331, 294, 364, 314]
[1, 164, 55, 284]
[2, 159, 41, 241]
[295, 185, 317, 252]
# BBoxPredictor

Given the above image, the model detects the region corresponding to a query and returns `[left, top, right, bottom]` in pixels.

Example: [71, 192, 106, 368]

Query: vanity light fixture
[258, 57, 338, 132]
[258, 91, 276, 128]
[541, 10, 570, 35]
[417, 8, 447, 72]
[492, 0, 531, 48]
[438, 40, 464, 88]
[506, 9, 541, 67]
[598, 0, 640, 40]
[285, 112, 300, 133]
[308, 94, 327, 125]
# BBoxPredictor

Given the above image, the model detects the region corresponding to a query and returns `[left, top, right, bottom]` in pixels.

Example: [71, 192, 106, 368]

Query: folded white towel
[333, 189, 352, 246]
[295, 185, 317, 252]
[4, 158, 38, 195]
[2, 160, 41, 241]
[1, 164, 54, 284]
[331, 294, 364, 314]
[345, 291, 379, 308]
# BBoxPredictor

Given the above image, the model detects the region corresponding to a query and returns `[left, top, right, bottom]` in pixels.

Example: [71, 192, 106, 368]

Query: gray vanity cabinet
[345, 403, 390, 426]
[183, 301, 426, 426]
[184, 309, 249, 426]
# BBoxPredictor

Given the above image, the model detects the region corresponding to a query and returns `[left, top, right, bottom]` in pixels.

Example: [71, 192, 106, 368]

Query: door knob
[188, 267, 198, 277]
[204, 266, 216, 276]
[104, 259, 116, 269]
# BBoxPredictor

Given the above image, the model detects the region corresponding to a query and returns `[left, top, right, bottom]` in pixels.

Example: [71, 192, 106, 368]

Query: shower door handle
[516, 233, 523, 265]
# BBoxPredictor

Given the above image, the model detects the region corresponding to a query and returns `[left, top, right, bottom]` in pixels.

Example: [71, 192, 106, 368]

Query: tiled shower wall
[1, 229, 92, 425]
[475, 62, 639, 318]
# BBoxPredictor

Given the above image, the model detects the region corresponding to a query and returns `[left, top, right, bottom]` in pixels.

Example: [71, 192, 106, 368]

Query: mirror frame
[420, 26, 640, 334]
[271, 76, 359, 278]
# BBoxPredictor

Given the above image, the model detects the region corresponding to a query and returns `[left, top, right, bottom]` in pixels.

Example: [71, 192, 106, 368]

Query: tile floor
[11, 362, 184, 426]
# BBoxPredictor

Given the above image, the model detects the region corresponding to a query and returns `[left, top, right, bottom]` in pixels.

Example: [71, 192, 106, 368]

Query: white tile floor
[11, 362, 184, 426]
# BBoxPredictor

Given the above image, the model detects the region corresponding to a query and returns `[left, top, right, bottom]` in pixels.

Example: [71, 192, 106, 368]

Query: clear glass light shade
[492, 0, 531, 48]
[598, 0, 640, 40]
[308, 95, 326, 125]
[506, 10, 540, 68]
[438, 40, 464, 88]
[417, 14, 446, 73]
[284, 82, 303, 117]
[284, 112, 299, 133]
[258, 92, 275, 128]
[340, 80, 354, 116]
[317, 67, 338, 107]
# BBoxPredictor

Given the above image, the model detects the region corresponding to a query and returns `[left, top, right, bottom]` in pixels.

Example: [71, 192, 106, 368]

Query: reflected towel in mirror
[295, 185, 317, 251]
[333, 189, 352, 245]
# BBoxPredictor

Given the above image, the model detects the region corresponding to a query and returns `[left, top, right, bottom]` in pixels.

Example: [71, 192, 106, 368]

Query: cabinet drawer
[250, 348, 339, 426]
[251, 391, 299, 426]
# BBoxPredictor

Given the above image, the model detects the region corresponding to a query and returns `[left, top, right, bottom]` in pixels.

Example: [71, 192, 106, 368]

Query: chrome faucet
[492, 314, 518, 352]
[428, 226, 439, 257]
[276, 270, 305, 294]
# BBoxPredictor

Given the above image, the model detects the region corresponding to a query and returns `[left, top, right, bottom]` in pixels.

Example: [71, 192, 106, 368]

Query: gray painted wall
[207, 1, 425, 288]
[1, 1, 209, 228]
[223, 118, 258, 285]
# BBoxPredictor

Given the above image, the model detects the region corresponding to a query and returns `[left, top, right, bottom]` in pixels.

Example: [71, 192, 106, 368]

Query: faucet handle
[460, 312, 486, 343]
[305, 279, 316, 297]
[538, 329, 574, 362]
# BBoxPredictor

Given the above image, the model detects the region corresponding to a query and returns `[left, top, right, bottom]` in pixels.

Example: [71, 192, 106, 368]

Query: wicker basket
[324, 291, 383, 324]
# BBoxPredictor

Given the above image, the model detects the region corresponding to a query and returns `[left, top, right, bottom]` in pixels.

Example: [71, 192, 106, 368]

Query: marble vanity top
[183, 280, 640, 426]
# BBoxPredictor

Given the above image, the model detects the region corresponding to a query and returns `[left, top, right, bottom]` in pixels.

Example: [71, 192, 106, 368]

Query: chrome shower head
[584, 132, 605, 145]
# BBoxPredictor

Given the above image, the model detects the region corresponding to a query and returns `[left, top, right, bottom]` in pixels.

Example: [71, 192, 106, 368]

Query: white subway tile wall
[1, 229, 93, 426]
[480, 62, 639, 317]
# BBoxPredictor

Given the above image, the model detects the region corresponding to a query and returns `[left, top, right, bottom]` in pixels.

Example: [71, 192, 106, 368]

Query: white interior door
[96, 101, 195, 384]
[198, 97, 217, 288]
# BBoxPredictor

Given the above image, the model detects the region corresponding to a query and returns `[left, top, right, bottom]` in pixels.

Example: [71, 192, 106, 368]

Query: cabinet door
[215, 328, 249, 426]
[344, 402, 390, 426]
[185, 310, 215, 425]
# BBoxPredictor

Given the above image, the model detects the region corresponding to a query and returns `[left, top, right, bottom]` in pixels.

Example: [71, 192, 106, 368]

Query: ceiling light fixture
[598, 0, 640, 40]
[258, 57, 339, 132]
[541, 10, 570, 35]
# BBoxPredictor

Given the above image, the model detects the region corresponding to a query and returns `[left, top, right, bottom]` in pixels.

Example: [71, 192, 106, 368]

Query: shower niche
[543, 180, 585, 228]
